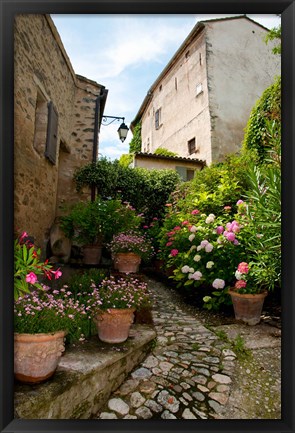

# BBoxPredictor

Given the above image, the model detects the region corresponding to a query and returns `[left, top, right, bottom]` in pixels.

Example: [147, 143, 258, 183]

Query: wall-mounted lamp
[101, 115, 129, 142]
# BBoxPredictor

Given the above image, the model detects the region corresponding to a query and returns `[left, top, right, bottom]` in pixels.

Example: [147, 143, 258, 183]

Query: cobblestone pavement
[94, 277, 239, 420]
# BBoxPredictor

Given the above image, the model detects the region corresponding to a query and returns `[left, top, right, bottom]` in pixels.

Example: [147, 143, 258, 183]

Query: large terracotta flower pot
[14, 330, 66, 384]
[94, 308, 135, 343]
[114, 252, 141, 273]
[229, 288, 268, 326]
[82, 245, 102, 265]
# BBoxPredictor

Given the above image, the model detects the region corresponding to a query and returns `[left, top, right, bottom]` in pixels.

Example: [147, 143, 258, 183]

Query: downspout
[91, 87, 108, 201]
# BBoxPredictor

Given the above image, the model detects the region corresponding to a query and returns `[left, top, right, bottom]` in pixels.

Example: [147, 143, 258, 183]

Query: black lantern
[102, 116, 129, 143]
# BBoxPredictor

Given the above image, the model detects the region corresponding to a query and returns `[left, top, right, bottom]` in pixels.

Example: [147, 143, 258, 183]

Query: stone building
[131, 15, 280, 166]
[14, 14, 108, 249]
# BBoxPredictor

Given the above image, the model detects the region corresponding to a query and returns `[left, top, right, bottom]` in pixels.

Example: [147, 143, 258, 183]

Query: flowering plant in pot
[14, 231, 62, 300]
[88, 275, 151, 343]
[228, 261, 268, 325]
[14, 286, 90, 383]
[109, 231, 154, 273]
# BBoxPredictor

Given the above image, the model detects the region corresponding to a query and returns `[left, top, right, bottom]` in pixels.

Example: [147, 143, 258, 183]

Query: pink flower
[232, 223, 240, 233]
[235, 280, 247, 289]
[205, 243, 213, 253]
[212, 279, 225, 289]
[191, 209, 200, 215]
[182, 220, 189, 226]
[19, 231, 28, 242]
[143, 225, 149, 229]
[224, 206, 231, 211]
[53, 269, 62, 279]
[174, 226, 181, 231]
[226, 222, 233, 231]
[165, 203, 172, 207]
[166, 241, 173, 247]
[236, 200, 244, 205]
[226, 232, 236, 242]
[25, 272, 38, 284]
[216, 225, 224, 235]
[237, 262, 249, 274]
[170, 249, 179, 257]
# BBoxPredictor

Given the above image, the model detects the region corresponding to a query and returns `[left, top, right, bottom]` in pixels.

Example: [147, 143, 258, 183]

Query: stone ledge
[14, 324, 156, 419]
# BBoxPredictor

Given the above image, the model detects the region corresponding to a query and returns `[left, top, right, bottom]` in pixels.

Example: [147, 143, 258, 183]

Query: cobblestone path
[95, 277, 237, 420]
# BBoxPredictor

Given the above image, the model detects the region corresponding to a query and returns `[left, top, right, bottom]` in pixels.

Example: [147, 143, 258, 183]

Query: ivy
[129, 122, 142, 153]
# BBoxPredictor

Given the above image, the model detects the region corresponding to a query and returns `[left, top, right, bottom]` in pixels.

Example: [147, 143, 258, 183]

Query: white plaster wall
[205, 19, 281, 163]
[141, 31, 212, 163]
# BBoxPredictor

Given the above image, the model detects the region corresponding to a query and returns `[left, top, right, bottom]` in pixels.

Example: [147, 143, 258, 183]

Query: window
[196, 83, 203, 96]
[175, 77, 178, 91]
[176, 166, 195, 182]
[159, 85, 162, 92]
[188, 138, 196, 155]
[155, 108, 161, 130]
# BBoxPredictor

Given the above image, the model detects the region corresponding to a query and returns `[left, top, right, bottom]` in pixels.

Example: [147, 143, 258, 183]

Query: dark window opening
[45, 101, 58, 165]
[155, 108, 161, 130]
[188, 138, 196, 155]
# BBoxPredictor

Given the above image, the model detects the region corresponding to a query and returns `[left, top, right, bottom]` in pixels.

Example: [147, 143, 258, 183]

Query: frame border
[1, 1, 294, 432]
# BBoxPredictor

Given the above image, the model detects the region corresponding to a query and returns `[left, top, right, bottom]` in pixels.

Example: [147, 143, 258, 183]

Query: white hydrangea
[193, 255, 201, 262]
[206, 261, 214, 269]
[205, 214, 215, 224]
[212, 278, 225, 289]
[181, 265, 190, 273]
[235, 270, 243, 280]
[190, 225, 198, 233]
[188, 234, 195, 242]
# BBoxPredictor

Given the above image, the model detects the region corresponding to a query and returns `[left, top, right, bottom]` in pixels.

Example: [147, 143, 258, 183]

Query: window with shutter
[45, 101, 58, 165]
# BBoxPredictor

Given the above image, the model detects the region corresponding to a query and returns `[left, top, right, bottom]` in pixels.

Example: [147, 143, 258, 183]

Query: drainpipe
[91, 87, 108, 201]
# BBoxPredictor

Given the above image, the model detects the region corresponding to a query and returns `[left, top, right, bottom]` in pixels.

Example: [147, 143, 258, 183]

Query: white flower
[188, 273, 194, 279]
[197, 245, 202, 251]
[190, 225, 197, 233]
[189, 245, 197, 252]
[205, 214, 215, 224]
[212, 278, 225, 289]
[205, 243, 214, 253]
[200, 240, 209, 247]
[191, 271, 202, 280]
[188, 234, 195, 242]
[193, 255, 201, 262]
[189, 267, 195, 273]
[206, 261, 214, 269]
[235, 271, 243, 280]
[181, 265, 190, 273]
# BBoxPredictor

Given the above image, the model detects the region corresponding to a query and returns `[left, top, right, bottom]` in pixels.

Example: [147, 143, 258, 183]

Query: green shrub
[154, 148, 178, 157]
[73, 160, 181, 223]
[129, 122, 142, 153]
[242, 76, 281, 163]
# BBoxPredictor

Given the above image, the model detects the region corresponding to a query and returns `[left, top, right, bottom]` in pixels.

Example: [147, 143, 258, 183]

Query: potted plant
[13, 232, 90, 383]
[60, 199, 143, 265]
[228, 261, 268, 325]
[89, 275, 151, 343]
[14, 287, 90, 383]
[109, 232, 154, 273]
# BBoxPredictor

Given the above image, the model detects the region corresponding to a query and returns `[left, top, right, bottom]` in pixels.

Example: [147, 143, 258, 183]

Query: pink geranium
[170, 249, 179, 257]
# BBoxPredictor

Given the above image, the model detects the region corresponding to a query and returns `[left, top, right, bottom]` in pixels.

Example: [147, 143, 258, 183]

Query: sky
[51, 14, 281, 160]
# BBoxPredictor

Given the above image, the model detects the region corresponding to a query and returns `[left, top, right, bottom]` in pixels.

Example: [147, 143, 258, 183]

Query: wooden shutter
[45, 101, 58, 164]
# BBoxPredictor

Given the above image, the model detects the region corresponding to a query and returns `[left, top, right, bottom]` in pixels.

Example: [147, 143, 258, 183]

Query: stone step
[14, 325, 156, 419]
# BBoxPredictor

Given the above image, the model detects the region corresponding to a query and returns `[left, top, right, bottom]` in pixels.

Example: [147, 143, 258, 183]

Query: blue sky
[51, 14, 280, 160]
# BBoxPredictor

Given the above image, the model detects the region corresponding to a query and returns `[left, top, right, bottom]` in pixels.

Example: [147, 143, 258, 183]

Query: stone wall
[14, 15, 103, 248]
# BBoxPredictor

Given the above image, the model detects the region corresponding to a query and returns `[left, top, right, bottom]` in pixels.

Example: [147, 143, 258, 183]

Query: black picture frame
[0, 0, 294, 432]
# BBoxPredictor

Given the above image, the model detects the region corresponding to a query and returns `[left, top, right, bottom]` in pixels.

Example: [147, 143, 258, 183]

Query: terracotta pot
[114, 252, 141, 273]
[94, 308, 135, 343]
[14, 330, 66, 384]
[82, 244, 102, 265]
[229, 288, 268, 326]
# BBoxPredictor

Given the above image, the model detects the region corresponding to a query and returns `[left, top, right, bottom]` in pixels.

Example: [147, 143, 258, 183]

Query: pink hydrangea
[191, 209, 200, 215]
[170, 249, 179, 257]
[216, 226, 224, 235]
[225, 232, 236, 242]
[236, 200, 244, 205]
[237, 262, 249, 274]
[212, 279, 225, 289]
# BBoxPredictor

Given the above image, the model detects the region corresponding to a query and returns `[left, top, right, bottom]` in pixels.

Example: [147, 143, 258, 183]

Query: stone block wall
[14, 14, 103, 248]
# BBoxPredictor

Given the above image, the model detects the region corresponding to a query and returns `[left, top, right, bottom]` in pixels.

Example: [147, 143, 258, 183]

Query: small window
[196, 83, 203, 96]
[159, 85, 162, 92]
[187, 169, 195, 181]
[155, 108, 161, 130]
[199, 52, 202, 66]
[175, 77, 178, 90]
[33, 91, 48, 156]
[188, 138, 196, 155]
